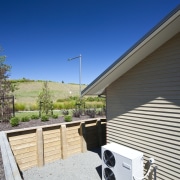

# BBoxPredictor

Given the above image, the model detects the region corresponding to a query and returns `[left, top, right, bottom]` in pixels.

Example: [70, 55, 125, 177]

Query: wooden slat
[18, 160, 37, 170]
[43, 133, 61, 139]
[43, 129, 60, 135]
[15, 151, 36, 160]
[67, 136, 81, 142]
[67, 140, 81, 146]
[44, 154, 61, 163]
[8, 133, 36, 141]
[44, 145, 61, 153]
[12, 146, 36, 155]
[44, 137, 61, 143]
[67, 148, 81, 156]
[44, 149, 61, 157]
[9, 137, 36, 145]
[44, 141, 61, 148]
[16, 155, 37, 164]
[10, 142, 36, 150]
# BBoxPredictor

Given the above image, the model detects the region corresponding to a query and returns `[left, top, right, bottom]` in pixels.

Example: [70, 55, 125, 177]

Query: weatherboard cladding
[106, 33, 180, 180]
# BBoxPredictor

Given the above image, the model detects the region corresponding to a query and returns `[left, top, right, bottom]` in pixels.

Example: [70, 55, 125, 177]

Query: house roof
[82, 5, 180, 96]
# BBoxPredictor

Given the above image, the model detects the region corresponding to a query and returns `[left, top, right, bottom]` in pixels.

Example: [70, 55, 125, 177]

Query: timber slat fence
[3, 118, 106, 174]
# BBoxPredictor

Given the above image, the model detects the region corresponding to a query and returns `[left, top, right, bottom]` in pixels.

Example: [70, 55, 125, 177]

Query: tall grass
[15, 101, 104, 111]
[12, 81, 105, 111]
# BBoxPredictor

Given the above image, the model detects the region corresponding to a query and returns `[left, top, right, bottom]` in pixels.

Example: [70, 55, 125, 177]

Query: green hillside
[13, 81, 87, 105]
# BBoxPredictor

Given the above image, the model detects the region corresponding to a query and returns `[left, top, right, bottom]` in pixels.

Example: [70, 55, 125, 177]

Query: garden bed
[0, 115, 98, 131]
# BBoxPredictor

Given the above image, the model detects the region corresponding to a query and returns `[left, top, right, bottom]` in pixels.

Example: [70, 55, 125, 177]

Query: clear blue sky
[0, 0, 179, 85]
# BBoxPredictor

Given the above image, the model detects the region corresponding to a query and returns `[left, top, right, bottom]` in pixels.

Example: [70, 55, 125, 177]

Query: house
[82, 6, 180, 180]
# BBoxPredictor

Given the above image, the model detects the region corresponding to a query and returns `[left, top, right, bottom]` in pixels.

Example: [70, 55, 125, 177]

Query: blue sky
[0, 0, 179, 85]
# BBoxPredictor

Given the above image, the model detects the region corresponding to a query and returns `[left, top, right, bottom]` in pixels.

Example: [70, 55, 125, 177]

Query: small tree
[0, 54, 14, 121]
[37, 81, 53, 116]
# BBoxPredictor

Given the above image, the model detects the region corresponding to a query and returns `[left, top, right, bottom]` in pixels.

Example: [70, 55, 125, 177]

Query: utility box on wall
[102, 142, 143, 180]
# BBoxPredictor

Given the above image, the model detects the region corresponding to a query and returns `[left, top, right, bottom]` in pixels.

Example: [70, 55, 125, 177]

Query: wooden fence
[5, 118, 106, 171]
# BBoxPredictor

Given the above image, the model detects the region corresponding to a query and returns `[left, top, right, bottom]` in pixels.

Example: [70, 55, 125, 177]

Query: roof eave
[82, 6, 180, 96]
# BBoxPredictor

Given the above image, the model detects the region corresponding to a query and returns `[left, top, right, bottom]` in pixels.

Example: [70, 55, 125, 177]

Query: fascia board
[82, 8, 180, 96]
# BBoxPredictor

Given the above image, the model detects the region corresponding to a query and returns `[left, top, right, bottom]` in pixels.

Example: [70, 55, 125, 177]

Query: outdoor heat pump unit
[102, 142, 144, 180]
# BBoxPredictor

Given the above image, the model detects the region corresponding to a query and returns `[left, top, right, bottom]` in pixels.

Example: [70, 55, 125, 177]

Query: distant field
[13, 81, 87, 105]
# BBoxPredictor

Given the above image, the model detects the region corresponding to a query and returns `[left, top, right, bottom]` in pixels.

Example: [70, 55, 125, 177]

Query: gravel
[22, 148, 102, 180]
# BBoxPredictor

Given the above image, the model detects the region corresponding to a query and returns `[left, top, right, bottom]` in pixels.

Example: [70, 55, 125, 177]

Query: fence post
[12, 96, 15, 117]
[36, 127, 44, 167]
[96, 119, 102, 146]
[61, 124, 68, 159]
[80, 122, 87, 153]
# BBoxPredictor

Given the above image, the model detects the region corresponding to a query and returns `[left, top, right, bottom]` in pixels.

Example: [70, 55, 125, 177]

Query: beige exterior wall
[106, 33, 180, 180]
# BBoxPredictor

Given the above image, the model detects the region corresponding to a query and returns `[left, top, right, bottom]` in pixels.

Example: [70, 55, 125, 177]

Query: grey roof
[82, 5, 180, 96]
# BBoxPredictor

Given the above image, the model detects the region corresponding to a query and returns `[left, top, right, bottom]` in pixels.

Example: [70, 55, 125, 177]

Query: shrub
[62, 110, 69, 115]
[41, 115, 49, 121]
[15, 103, 26, 111]
[64, 115, 72, 122]
[21, 116, 30, 122]
[64, 101, 75, 109]
[10, 117, 20, 126]
[86, 109, 96, 118]
[53, 102, 60, 109]
[31, 114, 39, 119]
[73, 109, 81, 117]
[52, 114, 58, 119]
[29, 104, 39, 111]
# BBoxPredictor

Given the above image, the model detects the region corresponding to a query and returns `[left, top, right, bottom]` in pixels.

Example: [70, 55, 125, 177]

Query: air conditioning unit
[102, 142, 143, 180]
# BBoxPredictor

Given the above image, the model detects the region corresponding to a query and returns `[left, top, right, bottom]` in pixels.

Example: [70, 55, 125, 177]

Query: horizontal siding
[106, 33, 180, 180]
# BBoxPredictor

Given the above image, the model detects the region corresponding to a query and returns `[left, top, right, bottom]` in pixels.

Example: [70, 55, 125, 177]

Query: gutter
[82, 5, 180, 96]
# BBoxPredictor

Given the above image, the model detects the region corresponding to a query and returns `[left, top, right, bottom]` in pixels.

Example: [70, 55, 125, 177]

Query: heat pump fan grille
[103, 150, 116, 167]
[104, 167, 116, 180]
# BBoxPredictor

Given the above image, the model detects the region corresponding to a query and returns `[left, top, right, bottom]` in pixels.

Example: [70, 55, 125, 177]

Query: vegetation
[10, 117, 20, 126]
[10, 78, 106, 111]
[0, 47, 105, 123]
[37, 81, 53, 115]
[41, 115, 49, 121]
[15, 110, 60, 119]
[64, 115, 72, 122]
[13, 84, 105, 111]
[31, 114, 39, 119]
[0, 53, 14, 122]
[21, 116, 30, 122]
[13, 81, 86, 105]
[51, 114, 58, 119]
